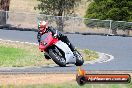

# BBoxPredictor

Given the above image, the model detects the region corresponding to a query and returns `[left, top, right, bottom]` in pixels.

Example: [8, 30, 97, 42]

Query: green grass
[81, 49, 99, 61]
[0, 41, 98, 67]
[0, 41, 51, 67]
[0, 46, 27, 66]
[0, 82, 131, 88]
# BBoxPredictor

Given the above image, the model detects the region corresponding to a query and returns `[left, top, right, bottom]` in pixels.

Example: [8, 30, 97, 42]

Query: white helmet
[38, 21, 48, 33]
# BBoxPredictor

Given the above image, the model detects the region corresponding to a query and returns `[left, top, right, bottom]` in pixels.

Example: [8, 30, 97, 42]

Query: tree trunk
[0, 11, 6, 25]
[0, 0, 10, 25]
[56, 17, 64, 32]
[55, 0, 64, 32]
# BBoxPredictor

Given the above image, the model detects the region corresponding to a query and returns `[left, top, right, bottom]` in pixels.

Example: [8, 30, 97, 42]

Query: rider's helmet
[38, 21, 48, 33]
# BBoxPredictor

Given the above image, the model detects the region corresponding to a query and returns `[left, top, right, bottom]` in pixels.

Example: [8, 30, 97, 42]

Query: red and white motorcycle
[38, 32, 84, 67]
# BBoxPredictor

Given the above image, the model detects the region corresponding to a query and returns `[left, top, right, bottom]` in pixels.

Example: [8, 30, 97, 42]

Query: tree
[0, 0, 10, 25]
[35, 0, 81, 31]
[84, 0, 132, 34]
[85, 0, 132, 21]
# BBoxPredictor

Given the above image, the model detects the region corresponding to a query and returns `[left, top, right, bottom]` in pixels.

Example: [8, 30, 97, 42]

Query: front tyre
[48, 47, 66, 67]
[74, 50, 84, 66]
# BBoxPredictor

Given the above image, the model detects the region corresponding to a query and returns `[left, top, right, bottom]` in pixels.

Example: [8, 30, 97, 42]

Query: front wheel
[48, 47, 66, 67]
[74, 50, 84, 66]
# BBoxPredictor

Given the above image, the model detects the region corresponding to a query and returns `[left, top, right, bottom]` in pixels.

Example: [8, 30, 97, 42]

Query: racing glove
[53, 30, 58, 38]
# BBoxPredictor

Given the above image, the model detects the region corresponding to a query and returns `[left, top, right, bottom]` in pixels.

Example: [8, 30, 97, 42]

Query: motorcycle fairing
[39, 32, 58, 51]
[55, 40, 76, 64]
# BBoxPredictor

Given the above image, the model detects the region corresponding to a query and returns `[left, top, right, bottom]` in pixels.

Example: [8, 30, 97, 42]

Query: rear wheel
[74, 50, 84, 66]
[48, 46, 66, 67]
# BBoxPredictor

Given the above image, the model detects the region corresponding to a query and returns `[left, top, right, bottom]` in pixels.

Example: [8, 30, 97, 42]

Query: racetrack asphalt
[0, 29, 132, 73]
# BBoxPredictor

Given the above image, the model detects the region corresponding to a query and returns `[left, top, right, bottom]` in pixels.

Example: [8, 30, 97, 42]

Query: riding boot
[69, 43, 76, 52]
[63, 36, 76, 52]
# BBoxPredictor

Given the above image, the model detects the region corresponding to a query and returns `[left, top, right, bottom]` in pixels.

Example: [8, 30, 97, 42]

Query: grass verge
[79, 49, 99, 61]
[0, 40, 98, 67]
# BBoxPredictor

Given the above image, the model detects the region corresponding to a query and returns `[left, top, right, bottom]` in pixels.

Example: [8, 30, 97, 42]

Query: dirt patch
[0, 72, 132, 86]
[0, 74, 75, 85]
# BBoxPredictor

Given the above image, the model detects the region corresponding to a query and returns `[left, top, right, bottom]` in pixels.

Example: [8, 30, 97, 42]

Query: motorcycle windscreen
[41, 33, 53, 43]
[40, 32, 58, 49]
[40, 32, 49, 42]
[55, 41, 76, 64]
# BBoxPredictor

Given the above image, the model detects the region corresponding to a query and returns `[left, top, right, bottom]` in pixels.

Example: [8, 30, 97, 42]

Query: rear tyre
[74, 50, 84, 66]
[48, 47, 66, 67]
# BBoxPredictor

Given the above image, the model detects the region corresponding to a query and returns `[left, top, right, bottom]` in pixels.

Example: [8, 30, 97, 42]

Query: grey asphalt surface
[0, 29, 132, 72]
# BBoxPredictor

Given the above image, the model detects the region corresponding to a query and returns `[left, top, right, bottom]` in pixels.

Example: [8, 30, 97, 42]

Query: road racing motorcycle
[38, 32, 84, 67]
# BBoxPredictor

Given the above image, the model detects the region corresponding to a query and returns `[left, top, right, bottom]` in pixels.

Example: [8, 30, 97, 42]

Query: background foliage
[85, 0, 132, 21]
[35, 0, 81, 31]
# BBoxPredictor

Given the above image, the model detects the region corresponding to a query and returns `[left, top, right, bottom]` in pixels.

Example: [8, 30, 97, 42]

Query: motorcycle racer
[37, 21, 76, 59]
